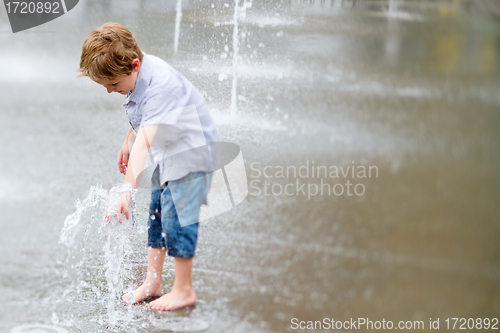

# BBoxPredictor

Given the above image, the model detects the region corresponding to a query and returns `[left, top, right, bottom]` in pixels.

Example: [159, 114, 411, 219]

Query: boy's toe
[123, 291, 135, 304]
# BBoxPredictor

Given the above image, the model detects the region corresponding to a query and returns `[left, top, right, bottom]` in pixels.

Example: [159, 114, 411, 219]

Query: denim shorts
[147, 172, 212, 257]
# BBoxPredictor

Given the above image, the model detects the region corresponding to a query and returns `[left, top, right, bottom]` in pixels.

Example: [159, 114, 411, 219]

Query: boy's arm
[116, 125, 158, 221]
[118, 127, 136, 175]
[124, 125, 158, 189]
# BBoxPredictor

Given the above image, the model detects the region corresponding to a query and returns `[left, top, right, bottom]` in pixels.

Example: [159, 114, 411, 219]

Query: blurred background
[0, 0, 499, 332]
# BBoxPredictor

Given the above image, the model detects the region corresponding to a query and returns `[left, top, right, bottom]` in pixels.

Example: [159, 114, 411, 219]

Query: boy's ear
[132, 58, 141, 72]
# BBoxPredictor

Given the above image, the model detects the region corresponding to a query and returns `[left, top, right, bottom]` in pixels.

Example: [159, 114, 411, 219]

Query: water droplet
[52, 312, 59, 324]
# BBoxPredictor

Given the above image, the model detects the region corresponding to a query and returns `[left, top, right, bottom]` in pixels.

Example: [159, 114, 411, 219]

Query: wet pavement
[1, 0, 499, 332]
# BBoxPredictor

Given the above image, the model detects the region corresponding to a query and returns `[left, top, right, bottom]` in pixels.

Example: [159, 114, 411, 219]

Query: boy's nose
[106, 87, 113, 93]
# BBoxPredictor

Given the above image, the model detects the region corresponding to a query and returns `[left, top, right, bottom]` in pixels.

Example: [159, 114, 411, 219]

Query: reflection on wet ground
[0, 0, 499, 332]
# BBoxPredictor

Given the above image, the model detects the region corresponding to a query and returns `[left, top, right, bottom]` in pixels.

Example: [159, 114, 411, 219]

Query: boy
[78, 23, 217, 311]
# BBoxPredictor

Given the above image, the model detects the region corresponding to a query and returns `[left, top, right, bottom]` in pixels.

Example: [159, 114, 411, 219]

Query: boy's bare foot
[123, 281, 162, 304]
[149, 287, 197, 311]
[124, 247, 166, 304]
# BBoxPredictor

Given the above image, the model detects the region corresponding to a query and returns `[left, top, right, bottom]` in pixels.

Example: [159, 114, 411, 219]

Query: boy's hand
[105, 189, 132, 223]
[119, 190, 132, 220]
[118, 141, 129, 175]
[118, 128, 136, 175]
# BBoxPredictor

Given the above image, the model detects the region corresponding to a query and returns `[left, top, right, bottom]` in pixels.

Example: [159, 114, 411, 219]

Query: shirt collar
[123, 53, 151, 106]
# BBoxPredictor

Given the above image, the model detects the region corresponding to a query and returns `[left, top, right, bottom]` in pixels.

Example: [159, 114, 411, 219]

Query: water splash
[59, 184, 106, 247]
[59, 183, 141, 330]
[231, 0, 252, 115]
[103, 218, 135, 327]
[174, 0, 183, 54]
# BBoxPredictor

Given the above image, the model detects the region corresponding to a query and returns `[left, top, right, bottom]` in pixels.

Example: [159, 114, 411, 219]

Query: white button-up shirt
[123, 54, 218, 184]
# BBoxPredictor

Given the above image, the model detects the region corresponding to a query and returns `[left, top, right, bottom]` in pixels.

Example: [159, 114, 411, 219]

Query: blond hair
[79, 23, 143, 81]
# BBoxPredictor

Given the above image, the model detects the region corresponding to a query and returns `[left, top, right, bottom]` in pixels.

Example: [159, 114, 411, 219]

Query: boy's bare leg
[123, 247, 165, 303]
[149, 257, 197, 311]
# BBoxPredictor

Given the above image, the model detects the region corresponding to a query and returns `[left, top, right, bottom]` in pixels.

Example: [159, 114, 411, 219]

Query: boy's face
[95, 58, 141, 95]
